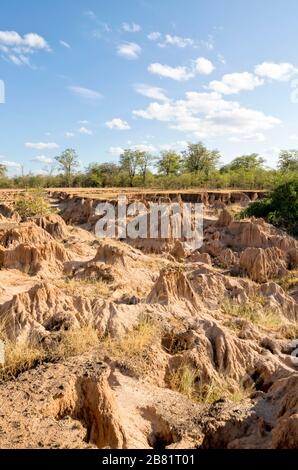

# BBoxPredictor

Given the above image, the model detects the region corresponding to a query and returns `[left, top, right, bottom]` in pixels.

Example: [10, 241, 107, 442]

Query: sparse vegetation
[168, 363, 252, 404]
[14, 189, 55, 219]
[103, 317, 162, 375]
[48, 325, 99, 360]
[221, 298, 283, 331]
[55, 277, 115, 299]
[0, 321, 99, 382]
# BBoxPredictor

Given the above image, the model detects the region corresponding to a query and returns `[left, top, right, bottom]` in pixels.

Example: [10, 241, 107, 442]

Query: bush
[14, 189, 55, 219]
[241, 178, 298, 235]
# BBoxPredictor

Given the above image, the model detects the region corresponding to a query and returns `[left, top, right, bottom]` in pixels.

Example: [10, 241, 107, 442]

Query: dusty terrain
[0, 188, 297, 449]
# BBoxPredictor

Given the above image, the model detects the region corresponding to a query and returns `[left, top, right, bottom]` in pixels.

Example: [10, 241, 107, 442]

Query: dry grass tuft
[0, 321, 100, 381]
[222, 299, 283, 331]
[49, 325, 99, 360]
[103, 316, 162, 376]
[168, 363, 252, 404]
[55, 277, 115, 299]
[0, 338, 44, 382]
[277, 270, 298, 292]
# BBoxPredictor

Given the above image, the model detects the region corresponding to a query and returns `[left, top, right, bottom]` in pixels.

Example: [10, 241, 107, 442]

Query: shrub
[240, 178, 298, 235]
[14, 189, 55, 219]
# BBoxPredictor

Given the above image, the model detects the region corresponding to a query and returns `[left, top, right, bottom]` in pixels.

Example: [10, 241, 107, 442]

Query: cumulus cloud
[148, 63, 194, 81]
[0, 30, 50, 66]
[78, 127, 93, 135]
[106, 118, 131, 130]
[25, 142, 59, 150]
[147, 32, 161, 41]
[195, 57, 215, 75]
[68, 86, 103, 100]
[135, 84, 168, 101]
[160, 34, 194, 48]
[132, 144, 157, 152]
[0, 159, 22, 168]
[255, 62, 298, 81]
[109, 146, 124, 156]
[65, 132, 75, 137]
[148, 57, 214, 81]
[209, 72, 264, 95]
[122, 22, 141, 33]
[133, 90, 280, 140]
[117, 42, 141, 59]
[31, 155, 53, 163]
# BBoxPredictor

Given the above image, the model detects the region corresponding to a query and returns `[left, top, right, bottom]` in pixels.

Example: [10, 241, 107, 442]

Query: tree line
[0, 142, 298, 190]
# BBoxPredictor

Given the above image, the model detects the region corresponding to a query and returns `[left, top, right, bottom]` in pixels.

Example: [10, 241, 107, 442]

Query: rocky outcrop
[0, 241, 71, 276]
[0, 223, 53, 247]
[239, 247, 288, 282]
[30, 214, 68, 240]
[147, 268, 200, 310]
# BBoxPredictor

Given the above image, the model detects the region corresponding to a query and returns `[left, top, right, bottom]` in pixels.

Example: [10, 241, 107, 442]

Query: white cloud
[132, 144, 156, 152]
[148, 63, 194, 81]
[68, 86, 103, 100]
[0, 160, 21, 168]
[31, 155, 53, 163]
[135, 84, 168, 101]
[159, 141, 188, 151]
[117, 42, 141, 59]
[65, 132, 75, 137]
[0, 30, 50, 66]
[60, 40, 71, 49]
[122, 22, 141, 33]
[78, 120, 89, 124]
[106, 118, 131, 130]
[255, 62, 298, 81]
[25, 142, 59, 150]
[78, 126, 93, 135]
[109, 146, 124, 156]
[161, 34, 194, 48]
[229, 133, 266, 142]
[209, 72, 264, 95]
[195, 57, 215, 75]
[148, 32, 161, 41]
[133, 90, 280, 140]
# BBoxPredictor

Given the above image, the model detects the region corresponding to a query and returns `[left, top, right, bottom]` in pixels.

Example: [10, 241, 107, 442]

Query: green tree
[138, 152, 153, 185]
[55, 149, 80, 187]
[0, 163, 7, 178]
[157, 151, 181, 176]
[119, 149, 144, 187]
[182, 142, 220, 175]
[241, 178, 298, 235]
[278, 150, 298, 172]
[220, 153, 265, 172]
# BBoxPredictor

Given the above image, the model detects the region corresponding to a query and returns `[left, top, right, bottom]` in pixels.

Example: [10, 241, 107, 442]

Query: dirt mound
[239, 247, 288, 282]
[0, 223, 53, 247]
[0, 241, 71, 277]
[0, 203, 20, 221]
[0, 282, 93, 341]
[65, 239, 158, 296]
[30, 214, 68, 240]
[147, 268, 200, 310]
[200, 373, 298, 449]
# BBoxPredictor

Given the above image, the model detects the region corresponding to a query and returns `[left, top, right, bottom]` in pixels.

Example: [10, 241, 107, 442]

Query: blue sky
[1, 0, 298, 175]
